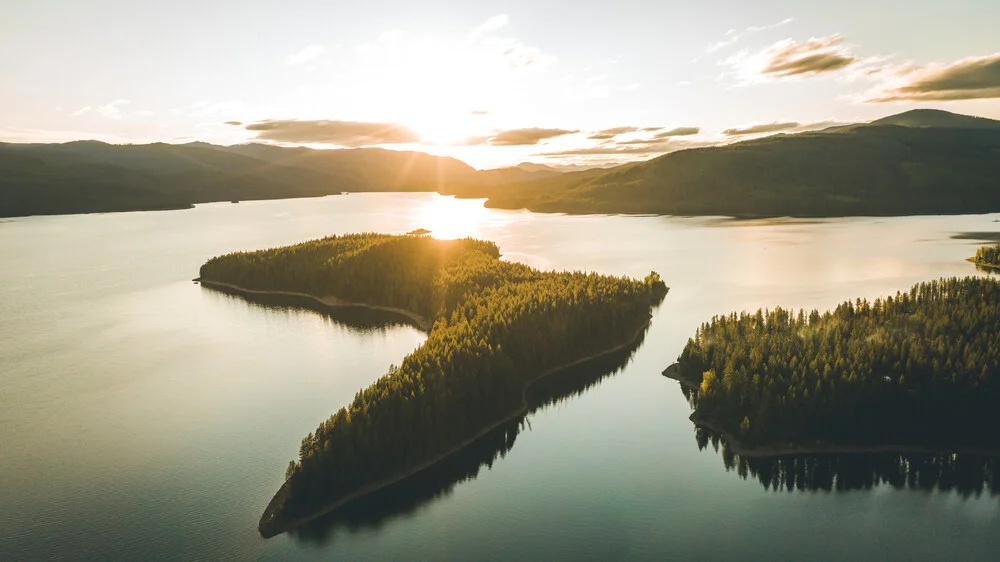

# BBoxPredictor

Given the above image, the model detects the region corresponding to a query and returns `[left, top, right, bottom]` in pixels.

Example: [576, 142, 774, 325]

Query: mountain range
[2, 109, 998, 218]
[462, 109, 1000, 217]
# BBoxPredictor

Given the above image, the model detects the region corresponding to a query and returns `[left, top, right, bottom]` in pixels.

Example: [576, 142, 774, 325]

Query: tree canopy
[677, 277, 1000, 449]
[973, 244, 1000, 269]
[200, 232, 667, 536]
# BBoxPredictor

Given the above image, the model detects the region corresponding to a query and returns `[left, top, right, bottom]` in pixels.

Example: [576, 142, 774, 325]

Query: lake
[1, 193, 998, 560]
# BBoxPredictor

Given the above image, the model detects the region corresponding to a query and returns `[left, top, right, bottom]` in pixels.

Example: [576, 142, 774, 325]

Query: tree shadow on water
[694, 426, 1000, 498]
[201, 283, 421, 334]
[287, 325, 651, 546]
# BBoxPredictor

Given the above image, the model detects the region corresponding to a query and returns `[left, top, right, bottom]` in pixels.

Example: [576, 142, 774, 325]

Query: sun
[409, 110, 483, 146]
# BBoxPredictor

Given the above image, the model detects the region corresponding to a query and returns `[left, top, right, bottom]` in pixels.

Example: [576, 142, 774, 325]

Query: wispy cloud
[285, 45, 326, 66]
[245, 119, 420, 146]
[541, 138, 716, 157]
[587, 126, 640, 140]
[487, 127, 578, 146]
[469, 14, 508, 40]
[722, 121, 801, 135]
[723, 34, 861, 83]
[699, 17, 794, 59]
[74, 99, 131, 120]
[722, 120, 845, 136]
[656, 126, 700, 137]
[865, 53, 1000, 102]
[587, 126, 700, 141]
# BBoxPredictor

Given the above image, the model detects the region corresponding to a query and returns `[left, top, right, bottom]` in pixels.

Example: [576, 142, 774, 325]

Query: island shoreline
[257, 316, 653, 538]
[662, 362, 1000, 458]
[201, 278, 658, 538]
[967, 257, 1000, 271]
[196, 278, 433, 332]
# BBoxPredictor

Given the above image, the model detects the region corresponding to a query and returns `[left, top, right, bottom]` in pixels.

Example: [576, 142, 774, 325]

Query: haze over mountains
[2, 109, 999, 218]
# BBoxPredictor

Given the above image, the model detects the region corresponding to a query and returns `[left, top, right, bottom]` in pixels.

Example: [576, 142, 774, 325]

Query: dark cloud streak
[869, 54, 1000, 102]
[722, 122, 801, 136]
[244, 119, 420, 146]
[488, 127, 579, 146]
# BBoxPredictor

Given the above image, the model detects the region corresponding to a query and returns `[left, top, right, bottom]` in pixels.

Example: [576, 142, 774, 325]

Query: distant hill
[475, 109, 1000, 217]
[0, 139, 578, 217]
[0, 141, 548, 217]
[4, 108, 1000, 218]
[869, 109, 1000, 130]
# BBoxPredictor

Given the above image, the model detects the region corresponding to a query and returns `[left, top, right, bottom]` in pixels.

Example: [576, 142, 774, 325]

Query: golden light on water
[415, 195, 490, 239]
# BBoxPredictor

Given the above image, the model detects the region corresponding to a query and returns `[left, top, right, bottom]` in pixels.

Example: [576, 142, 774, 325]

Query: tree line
[200, 232, 668, 532]
[973, 244, 1000, 268]
[677, 277, 1000, 448]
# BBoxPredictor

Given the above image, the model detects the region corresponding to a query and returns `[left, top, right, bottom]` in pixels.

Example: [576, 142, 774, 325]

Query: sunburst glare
[414, 195, 495, 240]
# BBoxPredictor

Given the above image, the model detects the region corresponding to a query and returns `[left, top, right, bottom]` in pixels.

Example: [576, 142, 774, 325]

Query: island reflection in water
[202, 284, 424, 334]
[205, 284, 652, 546]
[675, 379, 1000, 498]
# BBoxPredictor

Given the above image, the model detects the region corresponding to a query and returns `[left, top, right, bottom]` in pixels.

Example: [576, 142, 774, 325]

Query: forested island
[290, 335, 648, 543]
[971, 244, 1000, 270]
[198, 232, 667, 537]
[667, 277, 1000, 455]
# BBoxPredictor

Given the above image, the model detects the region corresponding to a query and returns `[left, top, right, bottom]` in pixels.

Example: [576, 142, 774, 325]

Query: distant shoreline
[662, 363, 1000, 458]
[196, 278, 433, 332]
[968, 257, 1000, 271]
[255, 316, 654, 538]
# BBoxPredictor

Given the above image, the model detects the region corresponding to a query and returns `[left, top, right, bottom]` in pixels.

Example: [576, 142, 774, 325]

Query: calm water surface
[1, 193, 998, 560]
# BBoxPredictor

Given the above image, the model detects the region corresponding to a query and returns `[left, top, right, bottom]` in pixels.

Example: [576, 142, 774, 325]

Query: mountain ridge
[3, 109, 999, 218]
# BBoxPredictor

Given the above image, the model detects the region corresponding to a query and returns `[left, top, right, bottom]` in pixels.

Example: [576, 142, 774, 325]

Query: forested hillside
[675, 277, 1000, 450]
[0, 141, 553, 217]
[477, 113, 1000, 216]
[199, 233, 668, 536]
[7, 109, 999, 218]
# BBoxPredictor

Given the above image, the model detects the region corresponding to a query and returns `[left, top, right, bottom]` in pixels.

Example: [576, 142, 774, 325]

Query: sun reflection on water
[414, 195, 498, 240]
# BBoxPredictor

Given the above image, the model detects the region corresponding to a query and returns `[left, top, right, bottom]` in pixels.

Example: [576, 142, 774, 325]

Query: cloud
[656, 126, 700, 137]
[587, 126, 700, 143]
[500, 42, 554, 69]
[487, 127, 579, 146]
[866, 53, 1000, 102]
[245, 119, 420, 146]
[470, 109, 489, 115]
[285, 45, 326, 66]
[725, 34, 860, 83]
[587, 126, 640, 140]
[464, 14, 555, 70]
[701, 17, 794, 57]
[224, 121, 243, 126]
[723, 122, 801, 136]
[72, 106, 92, 116]
[722, 120, 846, 136]
[469, 14, 508, 40]
[97, 99, 131, 119]
[541, 139, 718, 157]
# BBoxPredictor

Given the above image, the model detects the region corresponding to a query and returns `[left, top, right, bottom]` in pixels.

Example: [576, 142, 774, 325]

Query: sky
[2, 0, 999, 168]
